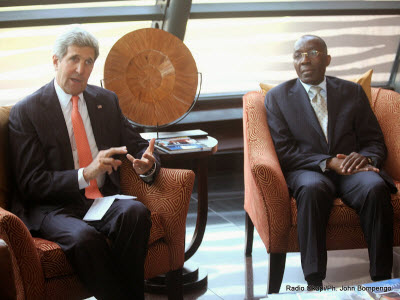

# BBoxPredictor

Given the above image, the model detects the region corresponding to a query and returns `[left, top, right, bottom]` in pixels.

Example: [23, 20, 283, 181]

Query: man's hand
[327, 153, 379, 175]
[127, 138, 156, 175]
[83, 146, 128, 182]
[336, 152, 379, 174]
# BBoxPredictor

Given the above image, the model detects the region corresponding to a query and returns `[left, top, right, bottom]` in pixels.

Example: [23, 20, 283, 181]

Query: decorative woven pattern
[144, 240, 171, 279]
[33, 238, 74, 279]
[120, 158, 195, 273]
[103, 28, 198, 127]
[149, 211, 165, 246]
[370, 88, 400, 181]
[243, 91, 291, 253]
[0, 208, 44, 300]
[44, 275, 89, 300]
[243, 88, 400, 256]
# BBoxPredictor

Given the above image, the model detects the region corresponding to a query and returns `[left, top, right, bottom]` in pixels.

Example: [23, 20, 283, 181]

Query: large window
[0, 1, 154, 106]
[0, 21, 151, 106]
[184, 15, 400, 95]
[1, 2, 399, 105]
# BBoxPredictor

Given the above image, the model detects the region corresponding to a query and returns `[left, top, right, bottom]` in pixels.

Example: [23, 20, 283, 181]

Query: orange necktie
[71, 96, 103, 199]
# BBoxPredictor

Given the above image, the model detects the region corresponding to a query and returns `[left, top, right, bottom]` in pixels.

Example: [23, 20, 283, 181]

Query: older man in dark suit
[265, 35, 396, 289]
[8, 26, 160, 300]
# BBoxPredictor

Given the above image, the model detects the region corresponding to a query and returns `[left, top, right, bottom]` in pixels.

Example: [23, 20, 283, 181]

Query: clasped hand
[327, 152, 379, 175]
[83, 138, 156, 182]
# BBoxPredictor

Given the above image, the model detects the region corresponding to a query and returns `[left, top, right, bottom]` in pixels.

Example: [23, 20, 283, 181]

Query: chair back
[369, 88, 400, 182]
[0, 106, 12, 209]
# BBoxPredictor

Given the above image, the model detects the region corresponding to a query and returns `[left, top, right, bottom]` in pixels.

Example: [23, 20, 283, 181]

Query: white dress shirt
[54, 80, 105, 189]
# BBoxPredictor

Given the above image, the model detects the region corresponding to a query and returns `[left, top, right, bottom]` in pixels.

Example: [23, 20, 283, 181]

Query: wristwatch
[367, 157, 373, 165]
[139, 163, 156, 178]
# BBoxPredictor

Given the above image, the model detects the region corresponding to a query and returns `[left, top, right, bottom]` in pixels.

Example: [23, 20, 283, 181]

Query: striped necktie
[310, 86, 328, 141]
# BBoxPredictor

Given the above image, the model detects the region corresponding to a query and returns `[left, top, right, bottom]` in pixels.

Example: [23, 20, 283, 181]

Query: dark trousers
[286, 170, 393, 282]
[40, 198, 151, 300]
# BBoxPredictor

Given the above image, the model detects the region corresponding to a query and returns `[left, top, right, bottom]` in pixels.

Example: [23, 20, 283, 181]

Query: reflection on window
[1, 14, 399, 105]
[184, 15, 400, 94]
[0, 21, 151, 106]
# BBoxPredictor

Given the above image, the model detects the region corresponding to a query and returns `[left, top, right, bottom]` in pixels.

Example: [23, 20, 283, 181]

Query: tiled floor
[143, 169, 400, 300]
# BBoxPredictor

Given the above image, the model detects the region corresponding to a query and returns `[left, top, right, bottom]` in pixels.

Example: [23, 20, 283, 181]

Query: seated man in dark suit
[8, 25, 160, 300]
[265, 34, 396, 289]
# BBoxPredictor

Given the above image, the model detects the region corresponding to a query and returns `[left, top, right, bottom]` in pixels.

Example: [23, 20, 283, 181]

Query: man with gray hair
[8, 25, 159, 299]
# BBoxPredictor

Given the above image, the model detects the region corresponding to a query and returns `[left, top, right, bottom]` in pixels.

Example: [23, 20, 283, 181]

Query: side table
[145, 136, 218, 293]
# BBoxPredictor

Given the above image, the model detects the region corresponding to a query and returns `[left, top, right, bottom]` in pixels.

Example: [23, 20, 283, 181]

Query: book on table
[154, 136, 212, 153]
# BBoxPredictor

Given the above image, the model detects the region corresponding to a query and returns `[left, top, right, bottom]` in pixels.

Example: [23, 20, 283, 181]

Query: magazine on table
[154, 136, 211, 153]
[363, 278, 400, 299]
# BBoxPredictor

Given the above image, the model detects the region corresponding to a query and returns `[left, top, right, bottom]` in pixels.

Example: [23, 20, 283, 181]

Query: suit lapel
[41, 81, 74, 170]
[84, 87, 107, 150]
[326, 77, 340, 152]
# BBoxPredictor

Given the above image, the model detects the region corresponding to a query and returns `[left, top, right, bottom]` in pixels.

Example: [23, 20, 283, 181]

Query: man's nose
[76, 61, 85, 74]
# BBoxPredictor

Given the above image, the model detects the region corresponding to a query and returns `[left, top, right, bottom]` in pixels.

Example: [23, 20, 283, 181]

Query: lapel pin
[97, 105, 102, 109]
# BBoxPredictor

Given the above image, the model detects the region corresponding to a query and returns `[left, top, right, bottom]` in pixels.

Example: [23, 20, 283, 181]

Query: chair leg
[267, 253, 286, 294]
[166, 268, 183, 300]
[245, 212, 254, 257]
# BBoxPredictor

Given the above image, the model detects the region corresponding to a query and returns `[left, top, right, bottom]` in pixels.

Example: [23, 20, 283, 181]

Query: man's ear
[52, 54, 59, 71]
[325, 54, 331, 67]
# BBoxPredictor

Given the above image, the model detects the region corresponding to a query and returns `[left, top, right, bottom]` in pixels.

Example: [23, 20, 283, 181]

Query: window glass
[184, 15, 400, 94]
[0, 1, 155, 11]
[0, 21, 151, 106]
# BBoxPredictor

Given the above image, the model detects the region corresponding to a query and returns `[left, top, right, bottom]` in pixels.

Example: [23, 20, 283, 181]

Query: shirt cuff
[78, 168, 90, 190]
[319, 159, 329, 172]
[139, 163, 156, 182]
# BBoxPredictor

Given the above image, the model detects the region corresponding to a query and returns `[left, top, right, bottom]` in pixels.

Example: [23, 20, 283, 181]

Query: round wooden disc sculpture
[103, 28, 198, 127]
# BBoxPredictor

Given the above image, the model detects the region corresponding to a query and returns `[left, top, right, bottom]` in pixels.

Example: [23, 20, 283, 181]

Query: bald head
[294, 35, 328, 55]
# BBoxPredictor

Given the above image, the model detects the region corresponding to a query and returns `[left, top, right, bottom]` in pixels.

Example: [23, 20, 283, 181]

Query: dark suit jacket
[8, 80, 160, 232]
[265, 76, 396, 192]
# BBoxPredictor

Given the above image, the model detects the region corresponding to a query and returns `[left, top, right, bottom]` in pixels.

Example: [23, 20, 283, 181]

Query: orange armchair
[0, 105, 195, 300]
[243, 88, 400, 294]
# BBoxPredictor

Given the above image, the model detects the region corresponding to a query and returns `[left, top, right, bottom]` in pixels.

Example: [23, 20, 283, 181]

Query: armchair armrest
[119, 158, 195, 269]
[243, 91, 291, 253]
[0, 207, 45, 299]
[0, 238, 16, 300]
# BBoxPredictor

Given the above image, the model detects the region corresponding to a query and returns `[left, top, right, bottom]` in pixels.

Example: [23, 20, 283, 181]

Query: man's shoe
[371, 275, 391, 282]
[307, 280, 323, 291]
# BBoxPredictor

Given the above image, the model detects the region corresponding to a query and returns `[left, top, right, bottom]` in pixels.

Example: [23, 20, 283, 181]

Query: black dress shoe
[371, 275, 391, 282]
[307, 280, 323, 291]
